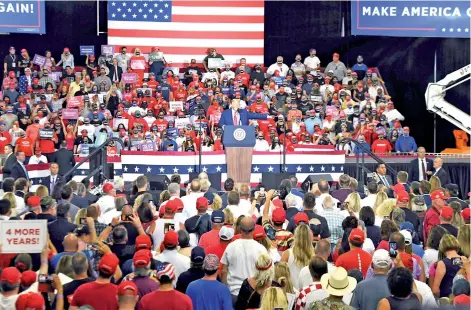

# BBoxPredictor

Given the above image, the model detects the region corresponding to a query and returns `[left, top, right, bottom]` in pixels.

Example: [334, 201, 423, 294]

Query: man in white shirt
[304, 48, 321, 72]
[237, 184, 254, 215]
[27, 149, 48, 165]
[254, 133, 269, 151]
[181, 179, 204, 220]
[226, 191, 251, 219]
[315, 180, 339, 212]
[221, 217, 267, 300]
[154, 230, 190, 280]
[96, 183, 116, 214]
[267, 56, 290, 77]
[153, 199, 182, 250]
[298, 240, 336, 289]
[161, 183, 186, 226]
[99, 195, 127, 225]
[361, 182, 378, 208]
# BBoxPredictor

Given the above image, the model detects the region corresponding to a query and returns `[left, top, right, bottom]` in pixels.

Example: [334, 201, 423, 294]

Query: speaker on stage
[301, 174, 334, 192]
[148, 175, 171, 190]
[189, 173, 222, 190]
[261, 173, 291, 190]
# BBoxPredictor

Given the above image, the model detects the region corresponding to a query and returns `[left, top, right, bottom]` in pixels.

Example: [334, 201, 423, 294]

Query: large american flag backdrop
[107, 0, 265, 67]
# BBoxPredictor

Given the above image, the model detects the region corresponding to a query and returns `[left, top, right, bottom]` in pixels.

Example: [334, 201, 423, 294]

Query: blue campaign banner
[351, 0, 470, 38]
[80, 46, 95, 56]
[0, 1, 46, 34]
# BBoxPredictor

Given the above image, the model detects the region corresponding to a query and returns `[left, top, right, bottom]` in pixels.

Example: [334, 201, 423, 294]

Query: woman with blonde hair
[212, 193, 222, 210]
[432, 234, 464, 297]
[281, 224, 315, 290]
[457, 224, 470, 258]
[259, 287, 288, 310]
[74, 208, 88, 225]
[56, 255, 74, 278]
[429, 175, 441, 192]
[35, 185, 49, 198]
[235, 253, 274, 310]
[373, 191, 388, 213]
[223, 208, 234, 226]
[375, 197, 396, 227]
[342, 192, 361, 218]
[274, 262, 296, 295]
[3, 192, 18, 217]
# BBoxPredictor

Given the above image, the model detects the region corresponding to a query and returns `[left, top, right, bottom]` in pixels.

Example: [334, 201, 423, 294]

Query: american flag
[107, 0, 265, 67]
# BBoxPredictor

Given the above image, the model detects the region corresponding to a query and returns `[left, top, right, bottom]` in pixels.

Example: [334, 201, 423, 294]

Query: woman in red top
[37, 122, 58, 159]
[62, 118, 78, 151]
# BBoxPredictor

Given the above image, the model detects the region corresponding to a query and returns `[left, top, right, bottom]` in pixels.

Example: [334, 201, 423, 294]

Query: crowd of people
[0, 167, 469, 309]
[0, 46, 418, 157]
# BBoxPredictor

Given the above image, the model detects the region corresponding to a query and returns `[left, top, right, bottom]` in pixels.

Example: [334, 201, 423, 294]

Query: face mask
[6, 109, 12, 114]
[84, 121, 90, 124]
[34, 119, 40, 124]
[358, 138, 364, 143]
[122, 50, 126, 54]
[277, 61, 282, 64]
[159, 114, 164, 119]
[133, 130, 139, 134]
[258, 136, 264, 140]
[379, 136, 384, 140]
[403, 132, 409, 137]
[136, 52, 140, 55]
[359, 118, 365, 123]
[295, 58, 301, 62]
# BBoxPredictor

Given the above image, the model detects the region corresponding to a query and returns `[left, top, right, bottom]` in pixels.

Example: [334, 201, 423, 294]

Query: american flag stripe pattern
[107, 0, 265, 67]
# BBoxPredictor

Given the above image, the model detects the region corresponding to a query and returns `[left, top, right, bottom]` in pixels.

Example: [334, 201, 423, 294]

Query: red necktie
[233, 111, 237, 125]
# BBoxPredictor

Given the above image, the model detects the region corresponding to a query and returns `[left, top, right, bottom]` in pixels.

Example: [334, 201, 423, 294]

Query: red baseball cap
[27, 195, 41, 207]
[400, 252, 414, 271]
[133, 249, 151, 268]
[252, 225, 266, 241]
[333, 53, 340, 57]
[20, 270, 37, 287]
[196, 197, 208, 210]
[461, 208, 470, 221]
[164, 199, 179, 213]
[431, 190, 446, 200]
[272, 207, 286, 223]
[272, 199, 283, 209]
[349, 228, 365, 244]
[118, 281, 139, 296]
[454, 294, 471, 306]
[294, 212, 309, 225]
[135, 234, 152, 250]
[391, 183, 405, 193]
[163, 230, 179, 247]
[98, 253, 119, 275]
[103, 183, 114, 194]
[0, 267, 21, 285]
[440, 206, 453, 220]
[15, 292, 45, 310]
[396, 190, 410, 203]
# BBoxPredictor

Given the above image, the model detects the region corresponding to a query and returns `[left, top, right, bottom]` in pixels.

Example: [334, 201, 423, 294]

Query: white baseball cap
[400, 230, 412, 245]
[372, 249, 392, 268]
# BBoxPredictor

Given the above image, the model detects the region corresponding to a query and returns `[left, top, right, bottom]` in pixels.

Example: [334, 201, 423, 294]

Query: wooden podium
[222, 126, 255, 184]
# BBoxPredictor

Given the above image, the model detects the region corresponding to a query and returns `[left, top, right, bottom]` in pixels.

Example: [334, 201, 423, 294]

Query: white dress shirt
[231, 109, 240, 126]
[181, 192, 205, 220]
[361, 194, 377, 208]
[28, 155, 48, 164]
[418, 158, 427, 181]
[266, 63, 290, 77]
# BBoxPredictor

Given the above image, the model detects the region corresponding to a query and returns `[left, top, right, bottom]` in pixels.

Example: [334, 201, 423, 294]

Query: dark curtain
[265, 1, 470, 152]
[344, 163, 470, 200]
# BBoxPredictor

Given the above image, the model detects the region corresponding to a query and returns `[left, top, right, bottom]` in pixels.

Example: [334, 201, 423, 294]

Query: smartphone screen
[389, 241, 397, 257]
[259, 188, 265, 193]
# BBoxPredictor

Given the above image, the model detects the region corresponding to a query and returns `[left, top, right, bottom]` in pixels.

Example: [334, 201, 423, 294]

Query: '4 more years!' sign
[0, 220, 47, 253]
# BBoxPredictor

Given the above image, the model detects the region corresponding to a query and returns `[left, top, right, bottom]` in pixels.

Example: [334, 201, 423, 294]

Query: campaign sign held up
[351, 0, 471, 38]
[80, 46, 95, 56]
[0, 220, 47, 253]
[32, 54, 46, 66]
[0, 1, 46, 34]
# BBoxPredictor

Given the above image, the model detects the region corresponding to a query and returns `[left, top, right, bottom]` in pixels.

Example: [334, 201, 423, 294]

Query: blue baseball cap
[399, 221, 414, 233]
[190, 246, 205, 264]
[211, 210, 224, 224]
[204, 192, 214, 205]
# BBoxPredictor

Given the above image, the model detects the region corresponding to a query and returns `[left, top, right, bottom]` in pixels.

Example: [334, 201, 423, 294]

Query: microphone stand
[282, 111, 287, 172]
[198, 114, 203, 173]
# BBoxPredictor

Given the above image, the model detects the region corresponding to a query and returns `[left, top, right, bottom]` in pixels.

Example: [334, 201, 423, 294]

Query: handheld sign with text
[50, 71, 62, 82]
[67, 96, 84, 108]
[163, 67, 179, 76]
[80, 46, 95, 56]
[113, 118, 129, 130]
[169, 101, 184, 111]
[131, 60, 146, 70]
[62, 108, 79, 120]
[32, 54, 47, 66]
[0, 220, 47, 253]
[101, 45, 115, 55]
[122, 73, 137, 84]
[39, 128, 54, 140]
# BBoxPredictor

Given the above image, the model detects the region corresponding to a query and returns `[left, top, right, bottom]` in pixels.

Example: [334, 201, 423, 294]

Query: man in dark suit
[47, 202, 77, 253]
[409, 147, 434, 182]
[41, 163, 61, 195]
[11, 151, 29, 180]
[331, 174, 353, 203]
[69, 180, 89, 209]
[372, 163, 394, 189]
[445, 184, 467, 209]
[0, 145, 17, 178]
[50, 141, 75, 181]
[218, 99, 269, 127]
[432, 157, 450, 186]
[108, 57, 123, 83]
[81, 178, 98, 204]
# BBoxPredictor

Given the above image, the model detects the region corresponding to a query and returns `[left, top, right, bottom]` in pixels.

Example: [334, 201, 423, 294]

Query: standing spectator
[59, 185, 80, 220]
[117, 281, 140, 310]
[324, 53, 347, 80]
[395, 190, 421, 233]
[431, 157, 450, 187]
[395, 127, 417, 153]
[423, 190, 446, 242]
[295, 256, 329, 310]
[116, 46, 130, 72]
[176, 246, 206, 293]
[131, 249, 159, 301]
[155, 231, 191, 280]
[438, 206, 458, 237]
[198, 210, 225, 250]
[331, 174, 353, 203]
[335, 228, 372, 278]
[138, 263, 193, 310]
[187, 254, 232, 310]
[306, 267, 357, 310]
[408, 146, 434, 182]
[221, 217, 267, 302]
[56, 47, 75, 70]
[318, 195, 346, 250]
[432, 234, 464, 297]
[3, 46, 18, 78]
[181, 179, 204, 220]
[377, 267, 422, 310]
[96, 183, 116, 214]
[62, 252, 94, 309]
[350, 249, 392, 310]
[50, 141, 75, 180]
[304, 48, 321, 72]
[359, 206, 381, 248]
[70, 252, 120, 310]
[48, 202, 78, 252]
[267, 56, 290, 77]
[0, 145, 16, 177]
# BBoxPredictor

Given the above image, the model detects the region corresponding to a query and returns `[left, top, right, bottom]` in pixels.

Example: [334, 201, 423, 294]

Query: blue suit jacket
[218, 108, 267, 127]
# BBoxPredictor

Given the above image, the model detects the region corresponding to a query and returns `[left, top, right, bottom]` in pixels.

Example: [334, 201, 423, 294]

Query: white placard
[113, 118, 129, 130]
[175, 117, 190, 129]
[169, 101, 183, 111]
[208, 58, 223, 69]
[0, 220, 47, 253]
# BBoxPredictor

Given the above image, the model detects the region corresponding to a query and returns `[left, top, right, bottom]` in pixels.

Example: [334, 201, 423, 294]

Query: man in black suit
[432, 157, 450, 186]
[445, 184, 467, 209]
[409, 146, 434, 182]
[81, 178, 98, 204]
[69, 180, 89, 209]
[50, 141, 75, 181]
[47, 202, 77, 253]
[41, 163, 61, 195]
[0, 145, 17, 178]
[108, 57, 123, 83]
[373, 163, 394, 189]
[11, 151, 29, 180]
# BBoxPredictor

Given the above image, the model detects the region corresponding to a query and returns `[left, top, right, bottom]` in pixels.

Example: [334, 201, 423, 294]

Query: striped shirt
[262, 220, 293, 252]
[295, 282, 326, 310]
